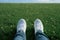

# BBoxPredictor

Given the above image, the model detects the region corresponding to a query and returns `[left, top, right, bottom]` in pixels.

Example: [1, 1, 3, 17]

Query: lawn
[0, 3, 60, 40]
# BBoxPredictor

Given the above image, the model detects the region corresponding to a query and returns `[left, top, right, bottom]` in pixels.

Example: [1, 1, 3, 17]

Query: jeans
[14, 30, 49, 40]
[35, 30, 49, 40]
[14, 31, 26, 40]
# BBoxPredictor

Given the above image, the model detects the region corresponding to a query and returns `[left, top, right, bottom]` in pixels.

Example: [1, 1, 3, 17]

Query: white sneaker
[34, 19, 44, 34]
[17, 19, 27, 33]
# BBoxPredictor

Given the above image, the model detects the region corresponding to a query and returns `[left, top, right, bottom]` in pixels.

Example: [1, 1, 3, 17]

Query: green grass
[0, 3, 60, 40]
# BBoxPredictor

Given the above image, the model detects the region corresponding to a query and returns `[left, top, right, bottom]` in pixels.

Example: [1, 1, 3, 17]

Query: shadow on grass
[26, 26, 35, 40]
[0, 28, 16, 40]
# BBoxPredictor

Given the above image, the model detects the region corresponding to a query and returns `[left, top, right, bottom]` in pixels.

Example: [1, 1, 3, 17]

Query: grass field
[0, 3, 60, 40]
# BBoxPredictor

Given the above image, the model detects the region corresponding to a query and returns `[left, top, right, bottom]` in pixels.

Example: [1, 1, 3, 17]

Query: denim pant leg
[35, 30, 49, 40]
[14, 31, 26, 40]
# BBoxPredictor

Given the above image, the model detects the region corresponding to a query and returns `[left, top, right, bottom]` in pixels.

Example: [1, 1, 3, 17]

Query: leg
[14, 31, 26, 40]
[35, 30, 49, 40]
[34, 19, 49, 40]
[14, 19, 27, 40]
